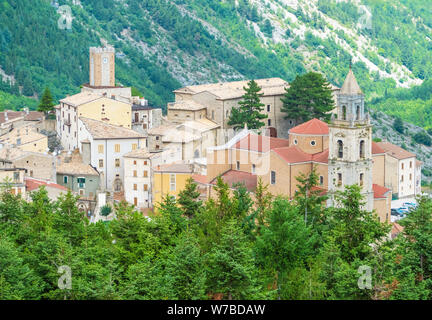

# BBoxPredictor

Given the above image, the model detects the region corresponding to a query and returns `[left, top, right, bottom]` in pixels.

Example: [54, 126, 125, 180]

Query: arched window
[337, 140, 343, 158]
[342, 106, 347, 120]
[360, 173, 364, 186]
[359, 140, 365, 158]
[356, 105, 361, 120]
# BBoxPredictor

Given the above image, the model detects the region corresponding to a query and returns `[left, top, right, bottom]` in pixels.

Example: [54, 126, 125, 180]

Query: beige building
[376, 141, 420, 199]
[89, 46, 115, 87]
[0, 167, 26, 197]
[0, 125, 48, 153]
[0, 109, 45, 136]
[171, 78, 340, 140]
[147, 118, 219, 161]
[132, 103, 163, 136]
[0, 148, 55, 181]
[57, 92, 132, 151]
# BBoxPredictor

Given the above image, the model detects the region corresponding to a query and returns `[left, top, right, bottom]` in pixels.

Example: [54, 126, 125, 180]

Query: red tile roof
[273, 146, 313, 163]
[372, 142, 385, 155]
[391, 222, 404, 239]
[312, 149, 329, 164]
[289, 118, 329, 135]
[373, 184, 391, 199]
[192, 174, 209, 185]
[376, 141, 416, 160]
[25, 178, 68, 192]
[211, 170, 257, 192]
[233, 133, 290, 153]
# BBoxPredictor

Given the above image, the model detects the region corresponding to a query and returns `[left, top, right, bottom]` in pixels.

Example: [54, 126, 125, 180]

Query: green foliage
[228, 80, 268, 130]
[178, 178, 202, 218]
[393, 117, 405, 134]
[281, 72, 334, 125]
[413, 131, 432, 146]
[100, 205, 112, 217]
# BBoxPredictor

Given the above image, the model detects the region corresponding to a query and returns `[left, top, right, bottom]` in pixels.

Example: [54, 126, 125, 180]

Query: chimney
[82, 141, 91, 165]
[4, 111, 8, 121]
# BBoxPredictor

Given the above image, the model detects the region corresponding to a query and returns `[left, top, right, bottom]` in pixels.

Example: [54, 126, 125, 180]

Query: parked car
[391, 209, 400, 216]
[398, 207, 410, 213]
[403, 202, 417, 210]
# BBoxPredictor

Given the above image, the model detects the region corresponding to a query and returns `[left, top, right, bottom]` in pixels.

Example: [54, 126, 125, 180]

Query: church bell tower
[327, 67, 374, 211]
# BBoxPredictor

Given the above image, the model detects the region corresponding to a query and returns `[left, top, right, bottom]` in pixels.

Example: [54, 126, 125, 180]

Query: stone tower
[89, 46, 115, 87]
[327, 68, 374, 211]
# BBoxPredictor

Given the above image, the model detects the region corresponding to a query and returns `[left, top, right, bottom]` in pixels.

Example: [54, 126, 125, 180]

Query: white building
[77, 117, 146, 193]
[132, 102, 163, 136]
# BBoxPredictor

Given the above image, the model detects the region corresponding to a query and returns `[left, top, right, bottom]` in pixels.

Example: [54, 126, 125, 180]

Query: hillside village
[0, 46, 423, 227]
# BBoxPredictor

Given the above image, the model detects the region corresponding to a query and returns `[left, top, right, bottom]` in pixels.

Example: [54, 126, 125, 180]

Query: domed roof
[289, 118, 329, 135]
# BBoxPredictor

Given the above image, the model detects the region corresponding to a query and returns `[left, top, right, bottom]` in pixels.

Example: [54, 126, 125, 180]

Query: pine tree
[281, 72, 334, 125]
[228, 80, 267, 130]
[205, 219, 258, 299]
[178, 178, 202, 219]
[37, 87, 54, 114]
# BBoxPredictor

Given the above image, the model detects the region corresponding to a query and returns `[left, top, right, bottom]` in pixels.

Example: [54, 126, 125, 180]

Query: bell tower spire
[327, 68, 374, 211]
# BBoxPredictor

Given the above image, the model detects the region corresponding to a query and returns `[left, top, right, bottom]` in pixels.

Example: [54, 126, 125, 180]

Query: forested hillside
[0, 0, 431, 113]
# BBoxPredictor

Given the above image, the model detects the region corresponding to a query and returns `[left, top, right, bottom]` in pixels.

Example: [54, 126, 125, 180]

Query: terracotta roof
[25, 177, 68, 192]
[180, 119, 220, 132]
[79, 117, 144, 140]
[311, 186, 328, 196]
[373, 184, 391, 199]
[60, 92, 102, 107]
[24, 111, 44, 121]
[192, 174, 209, 185]
[312, 149, 329, 164]
[234, 133, 290, 153]
[391, 222, 404, 239]
[56, 151, 99, 176]
[211, 170, 257, 192]
[273, 146, 313, 163]
[376, 141, 416, 160]
[153, 163, 194, 173]
[340, 68, 363, 95]
[123, 148, 154, 159]
[372, 142, 386, 155]
[0, 111, 23, 124]
[289, 118, 329, 135]
[168, 101, 206, 111]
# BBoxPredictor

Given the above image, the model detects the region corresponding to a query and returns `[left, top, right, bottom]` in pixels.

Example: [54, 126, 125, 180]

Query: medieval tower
[89, 46, 115, 87]
[327, 68, 374, 211]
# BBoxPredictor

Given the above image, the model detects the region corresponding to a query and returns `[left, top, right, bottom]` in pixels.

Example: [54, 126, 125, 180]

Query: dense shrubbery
[2, 170, 432, 300]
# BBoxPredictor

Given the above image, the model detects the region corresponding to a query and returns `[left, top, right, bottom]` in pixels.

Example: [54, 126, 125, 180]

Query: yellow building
[57, 92, 132, 151]
[152, 163, 194, 209]
[0, 125, 48, 153]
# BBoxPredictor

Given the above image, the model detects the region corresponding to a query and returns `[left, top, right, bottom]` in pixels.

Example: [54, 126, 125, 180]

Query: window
[133, 160, 137, 165]
[79, 189, 84, 196]
[267, 105, 271, 112]
[144, 184, 148, 191]
[134, 197, 138, 206]
[13, 172, 19, 182]
[356, 105, 361, 120]
[293, 139, 298, 145]
[410, 174, 412, 181]
[402, 163, 404, 170]
[271, 171, 276, 185]
[338, 173, 343, 186]
[342, 106, 347, 120]
[410, 161, 413, 169]
[144, 161, 148, 165]
[99, 159, 104, 168]
[170, 174, 176, 191]
[115, 144, 120, 153]
[401, 175, 404, 182]
[252, 164, 256, 174]
[268, 119, 271, 126]
[310, 140, 316, 146]
[133, 170, 137, 177]
[143, 123, 147, 129]
[98, 145, 104, 154]
[320, 176, 324, 185]
[132, 143, 138, 150]
[77, 177, 86, 188]
[133, 184, 137, 191]
[359, 140, 365, 158]
[115, 159, 120, 167]
[236, 161, 240, 170]
[134, 113, 139, 122]
[212, 110, 215, 120]
[144, 171, 148, 178]
[63, 176, 68, 184]
[337, 140, 343, 158]
[360, 173, 364, 186]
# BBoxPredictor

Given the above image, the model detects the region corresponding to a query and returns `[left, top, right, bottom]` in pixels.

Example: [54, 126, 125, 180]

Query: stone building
[132, 102, 163, 136]
[0, 125, 48, 154]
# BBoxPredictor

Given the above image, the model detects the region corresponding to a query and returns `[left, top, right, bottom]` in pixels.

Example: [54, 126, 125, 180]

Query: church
[202, 69, 421, 223]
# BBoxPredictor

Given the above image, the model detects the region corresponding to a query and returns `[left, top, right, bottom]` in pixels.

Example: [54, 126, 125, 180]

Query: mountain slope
[0, 0, 431, 110]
